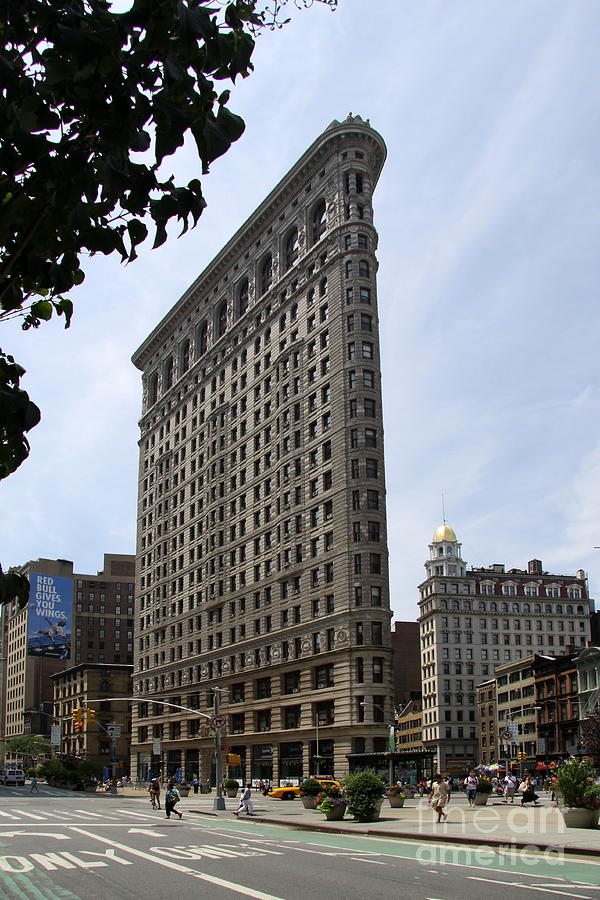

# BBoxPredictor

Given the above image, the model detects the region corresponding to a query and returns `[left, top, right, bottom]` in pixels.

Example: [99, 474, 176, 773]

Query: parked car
[268, 778, 342, 800]
[0, 769, 26, 786]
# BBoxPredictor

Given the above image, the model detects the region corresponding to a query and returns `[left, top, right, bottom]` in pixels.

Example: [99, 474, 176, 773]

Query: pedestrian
[165, 784, 182, 819]
[519, 775, 539, 807]
[234, 783, 254, 816]
[193, 777, 199, 795]
[149, 778, 161, 809]
[464, 771, 478, 807]
[30, 774, 39, 793]
[503, 773, 516, 803]
[429, 774, 450, 823]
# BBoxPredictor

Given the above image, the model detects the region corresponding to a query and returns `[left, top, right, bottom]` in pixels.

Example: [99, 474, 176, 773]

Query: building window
[261, 255, 273, 294]
[311, 200, 326, 244]
[285, 228, 299, 269]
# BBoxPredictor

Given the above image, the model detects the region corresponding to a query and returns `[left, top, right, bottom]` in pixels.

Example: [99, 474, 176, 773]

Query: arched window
[359, 259, 369, 278]
[490, 602, 497, 612]
[238, 279, 249, 317]
[285, 228, 299, 270]
[149, 373, 159, 406]
[440, 600, 447, 610]
[556, 604, 563, 614]
[217, 300, 227, 338]
[261, 255, 272, 295]
[464, 600, 471, 611]
[164, 356, 173, 390]
[577, 605, 584, 614]
[544, 604, 552, 614]
[478, 601, 486, 611]
[534, 604, 541, 614]
[523, 603, 530, 613]
[501, 602, 508, 613]
[197, 321, 208, 357]
[180, 339, 190, 374]
[311, 199, 326, 244]
[566, 604, 573, 615]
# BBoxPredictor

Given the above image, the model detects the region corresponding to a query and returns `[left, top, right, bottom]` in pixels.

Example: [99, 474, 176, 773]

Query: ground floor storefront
[131, 728, 389, 786]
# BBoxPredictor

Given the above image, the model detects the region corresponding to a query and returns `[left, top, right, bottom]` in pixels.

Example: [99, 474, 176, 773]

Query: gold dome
[432, 523, 457, 543]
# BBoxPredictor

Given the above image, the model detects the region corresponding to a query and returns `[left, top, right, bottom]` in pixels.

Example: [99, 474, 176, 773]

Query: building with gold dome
[418, 524, 593, 774]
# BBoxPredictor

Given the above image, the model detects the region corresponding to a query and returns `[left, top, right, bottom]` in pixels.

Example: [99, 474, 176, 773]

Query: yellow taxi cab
[267, 778, 342, 800]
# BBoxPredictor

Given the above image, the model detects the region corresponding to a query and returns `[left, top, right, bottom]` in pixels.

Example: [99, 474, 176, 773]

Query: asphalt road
[0, 787, 598, 900]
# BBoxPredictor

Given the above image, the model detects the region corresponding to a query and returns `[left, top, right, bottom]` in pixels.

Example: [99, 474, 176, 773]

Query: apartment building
[1, 554, 134, 744]
[418, 523, 592, 773]
[130, 115, 394, 784]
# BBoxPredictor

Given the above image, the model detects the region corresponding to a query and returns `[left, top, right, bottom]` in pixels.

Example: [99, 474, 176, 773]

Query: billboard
[27, 573, 72, 659]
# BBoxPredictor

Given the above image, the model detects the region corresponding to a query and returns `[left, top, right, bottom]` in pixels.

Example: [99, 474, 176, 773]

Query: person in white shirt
[503, 773, 517, 803]
[234, 783, 254, 816]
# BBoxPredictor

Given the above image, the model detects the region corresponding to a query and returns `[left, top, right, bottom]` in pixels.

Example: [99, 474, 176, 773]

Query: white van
[0, 769, 26, 786]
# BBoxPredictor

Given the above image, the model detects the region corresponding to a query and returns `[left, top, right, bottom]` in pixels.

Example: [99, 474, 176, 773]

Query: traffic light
[74, 722, 84, 734]
[86, 708, 96, 723]
[518, 751, 526, 762]
[72, 707, 84, 725]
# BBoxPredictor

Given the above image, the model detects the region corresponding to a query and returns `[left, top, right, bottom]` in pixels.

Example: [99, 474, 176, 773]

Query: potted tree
[178, 782, 191, 797]
[386, 785, 407, 808]
[318, 786, 347, 821]
[554, 759, 600, 828]
[223, 778, 240, 798]
[299, 778, 322, 809]
[475, 776, 493, 806]
[344, 771, 387, 822]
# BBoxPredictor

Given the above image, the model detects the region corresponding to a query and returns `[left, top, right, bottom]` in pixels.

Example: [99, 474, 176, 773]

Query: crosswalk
[0, 806, 164, 823]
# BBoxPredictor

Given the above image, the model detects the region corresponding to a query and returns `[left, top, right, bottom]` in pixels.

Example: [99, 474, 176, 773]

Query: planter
[474, 794, 489, 806]
[226, 790, 238, 798]
[301, 796, 319, 810]
[353, 799, 383, 823]
[562, 808, 597, 829]
[178, 788, 190, 798]
[388, 795, 405, 808]
[324, 803, 347, 821]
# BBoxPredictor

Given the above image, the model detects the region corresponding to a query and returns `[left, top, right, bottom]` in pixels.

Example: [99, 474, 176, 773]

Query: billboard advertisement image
[27, 573, 72, 659]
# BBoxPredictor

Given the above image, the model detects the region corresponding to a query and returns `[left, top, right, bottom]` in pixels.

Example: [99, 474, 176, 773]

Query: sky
[3, 0, 600, 621]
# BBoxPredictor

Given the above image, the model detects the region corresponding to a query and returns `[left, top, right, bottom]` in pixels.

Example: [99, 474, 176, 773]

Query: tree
[580, 702, 600, 764]
[0, 0, 337, 606]
[4, 735, 52, 761]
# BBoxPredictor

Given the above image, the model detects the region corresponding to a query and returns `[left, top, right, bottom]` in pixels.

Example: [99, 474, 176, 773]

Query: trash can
[200, 783, 210, 794]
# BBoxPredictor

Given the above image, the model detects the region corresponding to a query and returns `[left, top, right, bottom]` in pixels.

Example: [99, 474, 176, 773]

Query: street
[0, 788, 598, 899]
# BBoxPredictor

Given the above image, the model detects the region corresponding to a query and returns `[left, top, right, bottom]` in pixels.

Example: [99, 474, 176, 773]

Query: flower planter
[301, 796, 318, 810]
[353, 799, 383, 823]
[562, 808, 597, 829]
[388, 795, 405, 808]
[178, 788, 190, 798]
[474, 794, 489, 806]
[324, 803, 347, 821]
[226, 790, 238, 798]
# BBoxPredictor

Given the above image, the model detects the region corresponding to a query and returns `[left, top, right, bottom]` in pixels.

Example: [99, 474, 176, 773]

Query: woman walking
[429, 774, 450, 823]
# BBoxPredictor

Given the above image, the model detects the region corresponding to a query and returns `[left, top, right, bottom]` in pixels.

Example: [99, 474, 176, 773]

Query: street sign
[211, 715, 225, 728]
[501, 730, 512, 741]
[50, 724, 61, 747]
[107, 724, 121, 739]
[152, 738, 162, 755]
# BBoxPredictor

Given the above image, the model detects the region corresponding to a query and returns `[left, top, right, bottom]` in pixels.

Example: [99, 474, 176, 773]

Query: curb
[188, 809, 600, 859]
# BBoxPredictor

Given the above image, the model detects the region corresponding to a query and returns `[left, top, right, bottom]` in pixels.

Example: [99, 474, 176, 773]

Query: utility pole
[212, 688, 226, 811]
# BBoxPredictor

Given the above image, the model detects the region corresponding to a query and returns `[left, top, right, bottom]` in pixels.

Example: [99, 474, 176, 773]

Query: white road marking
[74, 809, 109, 818]
[0, 831, 70, 839]
[71, 827, 288, 900]
[127, 828, 166, 836]
[468, 876, 591, 898]
[0, 811, 19, 819]
[16, 810, 47, 820]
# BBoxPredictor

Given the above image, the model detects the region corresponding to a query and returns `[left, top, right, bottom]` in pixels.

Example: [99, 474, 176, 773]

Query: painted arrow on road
[127, 828, 166, 836]
[0, 831, 70, 839]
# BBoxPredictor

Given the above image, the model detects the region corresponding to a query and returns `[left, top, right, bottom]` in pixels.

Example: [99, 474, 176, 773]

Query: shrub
[476, 777, 493, 794]
[344, 770, 386, 819]
[554, 759, 599, 808]
[299, 778, 322, 797]
[223, 778, 240, 791]
[387, 784, 407, 797]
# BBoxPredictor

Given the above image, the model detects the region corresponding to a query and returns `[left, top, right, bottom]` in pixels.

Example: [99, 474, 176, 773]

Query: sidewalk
[168, 792, 600, 857]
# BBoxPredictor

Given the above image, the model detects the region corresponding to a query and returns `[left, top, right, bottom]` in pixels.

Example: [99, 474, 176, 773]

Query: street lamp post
[212, 688, 226, 811]
[313, 714, 322, 777]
